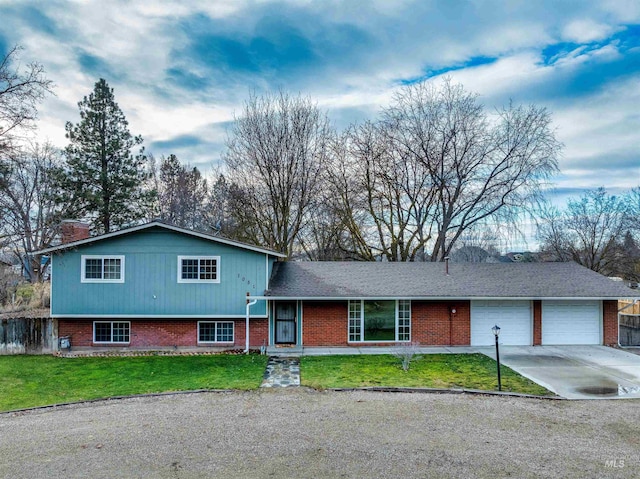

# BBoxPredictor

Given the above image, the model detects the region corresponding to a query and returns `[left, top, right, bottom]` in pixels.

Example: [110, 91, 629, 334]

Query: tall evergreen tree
[57, 78, 153, 234]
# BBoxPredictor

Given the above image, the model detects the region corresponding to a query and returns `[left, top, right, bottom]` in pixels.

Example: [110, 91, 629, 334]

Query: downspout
[245, 292, 258, 354]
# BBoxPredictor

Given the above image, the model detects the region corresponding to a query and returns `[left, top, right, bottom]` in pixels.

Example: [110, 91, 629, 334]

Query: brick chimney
[61, 220, 90, 244]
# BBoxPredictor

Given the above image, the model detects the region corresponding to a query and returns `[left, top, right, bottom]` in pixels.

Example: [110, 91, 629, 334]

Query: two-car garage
[470, 300, 602, 346]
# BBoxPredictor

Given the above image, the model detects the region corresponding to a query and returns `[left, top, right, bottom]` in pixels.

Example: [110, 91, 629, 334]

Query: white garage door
[542, 300, 601, 345]
[471, 300, 532, 346]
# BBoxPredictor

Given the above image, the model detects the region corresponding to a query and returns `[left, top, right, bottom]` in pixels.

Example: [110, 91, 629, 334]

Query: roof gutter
[250, 295, 639, 301]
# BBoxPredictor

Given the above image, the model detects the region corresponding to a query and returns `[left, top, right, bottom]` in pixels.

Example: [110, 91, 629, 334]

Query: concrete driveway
[482, 345, 640, 399]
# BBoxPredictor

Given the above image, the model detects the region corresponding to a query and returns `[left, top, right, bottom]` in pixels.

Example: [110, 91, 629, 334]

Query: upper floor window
[81, 255, 125, 283]
[177, 256, 220, 283]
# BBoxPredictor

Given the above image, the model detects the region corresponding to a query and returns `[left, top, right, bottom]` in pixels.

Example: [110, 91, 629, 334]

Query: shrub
[392, 341, 422, 371]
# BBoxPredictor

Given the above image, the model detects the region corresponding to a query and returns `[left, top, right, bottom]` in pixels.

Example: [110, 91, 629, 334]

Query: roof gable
[33, 222, 286, 258]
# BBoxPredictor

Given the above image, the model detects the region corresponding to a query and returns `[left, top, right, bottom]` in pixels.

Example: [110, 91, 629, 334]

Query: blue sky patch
[76, 50, 121, 82]
[165, 67, 211, 92]
[151, 134, 206, 151]
[398, 56, 497, 85]
[0, 34, 7, 58]
[13, 5, 58, 36]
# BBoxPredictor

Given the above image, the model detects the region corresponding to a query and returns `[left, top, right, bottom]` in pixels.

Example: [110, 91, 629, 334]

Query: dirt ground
[1, 389, 639, 478]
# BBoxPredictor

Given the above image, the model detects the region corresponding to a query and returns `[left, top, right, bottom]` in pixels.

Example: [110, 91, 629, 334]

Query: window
[348, 301, 362, 342]
[178, 256, 220, 283]
[398, 300, 411, 342]
[348, 300, 411, 342]
[94, 321, 130, 343]
[81, 256, 125, 283]
[198, 321, 234, 343]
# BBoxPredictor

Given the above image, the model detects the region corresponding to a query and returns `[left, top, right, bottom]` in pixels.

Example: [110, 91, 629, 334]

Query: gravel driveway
[1, 389, 639, 478]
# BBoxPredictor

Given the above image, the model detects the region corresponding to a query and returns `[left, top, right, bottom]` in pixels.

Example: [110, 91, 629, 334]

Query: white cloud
[552, 43, 621, 68]
[562, 19, 619, 43]
[551, 75, 640, 190]
[445, 52, 551, 100]
[600, 0, 640, 22]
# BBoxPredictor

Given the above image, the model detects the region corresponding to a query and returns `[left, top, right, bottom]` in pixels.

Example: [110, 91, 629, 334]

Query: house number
[237, 274, 256, 288]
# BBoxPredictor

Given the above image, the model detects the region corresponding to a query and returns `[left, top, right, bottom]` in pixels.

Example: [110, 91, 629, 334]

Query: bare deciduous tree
[330, 78, 560, 261]
[328, 121, 436, 261]
[224, 92, 332, 257]
[0, 142, 63, 282]
[537, 188, 628, 275]
[149, 154, 209, 230]
[0, 46, 53, 153]
[628, 187, 640, 235]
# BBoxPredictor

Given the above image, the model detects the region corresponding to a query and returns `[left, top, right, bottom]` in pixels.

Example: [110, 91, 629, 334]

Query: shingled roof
[266, 261, 637, 299]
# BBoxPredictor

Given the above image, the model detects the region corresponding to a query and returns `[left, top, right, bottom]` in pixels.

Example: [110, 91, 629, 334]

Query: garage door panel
[471, 300, 532, 346]
[542, 300, 600, 345]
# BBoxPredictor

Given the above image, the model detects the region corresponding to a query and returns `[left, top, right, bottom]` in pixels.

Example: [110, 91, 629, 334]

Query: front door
[275, 302, 296, 344]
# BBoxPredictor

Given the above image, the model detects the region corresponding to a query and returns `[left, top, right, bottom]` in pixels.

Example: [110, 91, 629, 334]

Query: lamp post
[491, 324, 502, 391]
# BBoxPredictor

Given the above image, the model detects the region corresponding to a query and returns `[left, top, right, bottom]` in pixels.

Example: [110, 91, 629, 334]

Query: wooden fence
[619, 300, 640, 315]
[619, 300, 640, 347]
[0, 314, 56, 354]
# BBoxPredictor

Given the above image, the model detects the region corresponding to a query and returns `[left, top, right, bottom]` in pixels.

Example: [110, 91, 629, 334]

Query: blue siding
[52, 227, 270, 317]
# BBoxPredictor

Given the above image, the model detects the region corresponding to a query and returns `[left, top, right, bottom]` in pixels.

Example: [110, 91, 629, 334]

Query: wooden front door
[275, 302, 296, 344]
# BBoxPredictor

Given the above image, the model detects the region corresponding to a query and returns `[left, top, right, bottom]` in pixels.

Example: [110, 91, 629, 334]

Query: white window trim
[397, 299, 411, 342]
[81, 255, 125, 283]
[197, 321, 234, 344]
[347, 299, 411, 343]
[93, 321, 131, 344]
[177, 255, 221, 283]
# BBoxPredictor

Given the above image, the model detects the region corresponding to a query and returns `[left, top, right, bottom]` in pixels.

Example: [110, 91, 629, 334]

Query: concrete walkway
[267, 345, 481, 357]
[260, 357, 300, 388]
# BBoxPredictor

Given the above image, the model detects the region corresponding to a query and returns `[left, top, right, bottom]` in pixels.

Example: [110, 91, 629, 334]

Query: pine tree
[57, 78, 154, 234]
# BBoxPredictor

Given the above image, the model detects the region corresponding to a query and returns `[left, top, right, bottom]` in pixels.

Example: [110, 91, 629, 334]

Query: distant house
[34, 222, 637, 351]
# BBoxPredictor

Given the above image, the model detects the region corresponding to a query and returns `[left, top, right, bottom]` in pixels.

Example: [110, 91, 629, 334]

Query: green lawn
[301, 354, 552, 396]
[0, 354, 268, 412]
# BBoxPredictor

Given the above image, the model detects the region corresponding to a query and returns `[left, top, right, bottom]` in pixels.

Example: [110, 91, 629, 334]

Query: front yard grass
[301, 354, 552, 396]
[0, 354, 268, 412]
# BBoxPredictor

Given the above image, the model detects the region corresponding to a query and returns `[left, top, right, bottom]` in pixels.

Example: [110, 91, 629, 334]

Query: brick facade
[410, 301, 470, 345]
[59, 318, 269, 349]
[302, 301, 349, 346]
[533, 300, 542, 346]
[301, 300, 471, 347]
[603, 300, 618, 346]
[301, 299, 619, 347]
[60, 299, 619, 349]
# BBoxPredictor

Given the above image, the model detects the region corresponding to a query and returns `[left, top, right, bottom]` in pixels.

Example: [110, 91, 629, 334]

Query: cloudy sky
[1, 0, 639, 203]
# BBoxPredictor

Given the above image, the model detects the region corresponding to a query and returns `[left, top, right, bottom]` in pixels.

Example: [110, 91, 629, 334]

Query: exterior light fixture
[492, 325, 502, 391]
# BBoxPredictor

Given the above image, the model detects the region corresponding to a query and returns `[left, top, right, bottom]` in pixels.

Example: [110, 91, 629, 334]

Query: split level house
[35, 221, 638, 352]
